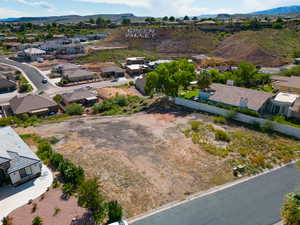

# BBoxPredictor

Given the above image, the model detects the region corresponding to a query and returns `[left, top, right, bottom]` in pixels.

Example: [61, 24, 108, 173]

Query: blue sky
[1, 0, 300, 18]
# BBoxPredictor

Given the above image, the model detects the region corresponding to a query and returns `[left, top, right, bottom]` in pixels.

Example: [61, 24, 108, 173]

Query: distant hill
[0, 13, 145, 23]
[252, 5, 300, 15]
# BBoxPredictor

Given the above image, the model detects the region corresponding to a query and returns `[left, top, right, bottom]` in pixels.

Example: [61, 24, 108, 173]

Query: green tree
[32, 216, 42, 225]
[183, 16, 190, 21]
[144, 60, 196, 97]
[89, 18, 95, 24]
[169, 16, 175, 22]
[281, 193, 300, 225]
[192, 16, 198, 21]
[162, 16, 169, 21]
[197, 70, 212, 89]
[78, 178, 107, 224]
[233, 62, 259, 87]
[107, 201, 123, 224]
[65, 104, 84, 115]
[121, 18, 131, 25]
[78, 178, 105, 211]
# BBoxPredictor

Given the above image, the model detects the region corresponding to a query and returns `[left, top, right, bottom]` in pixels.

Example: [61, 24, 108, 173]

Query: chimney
[240, 97, 248, 108]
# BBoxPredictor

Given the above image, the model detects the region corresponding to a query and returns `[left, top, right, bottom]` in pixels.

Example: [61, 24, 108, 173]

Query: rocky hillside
[96, 27, 300, 66]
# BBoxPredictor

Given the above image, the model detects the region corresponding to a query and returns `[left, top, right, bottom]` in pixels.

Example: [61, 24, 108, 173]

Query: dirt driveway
[16, 112, 233, 217]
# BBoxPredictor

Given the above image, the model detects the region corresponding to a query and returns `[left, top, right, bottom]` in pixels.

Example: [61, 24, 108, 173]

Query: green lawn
[76, 49, 159, 64]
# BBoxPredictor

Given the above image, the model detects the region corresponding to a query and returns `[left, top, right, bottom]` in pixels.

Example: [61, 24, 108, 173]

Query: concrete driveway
[0, 165, 53, 223]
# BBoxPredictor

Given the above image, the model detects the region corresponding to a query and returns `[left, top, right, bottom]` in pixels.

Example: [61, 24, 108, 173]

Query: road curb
[128, 160, 298, 224]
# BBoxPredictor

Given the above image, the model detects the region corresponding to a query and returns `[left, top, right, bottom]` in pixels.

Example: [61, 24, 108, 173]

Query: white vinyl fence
[174, 97, 300, 139]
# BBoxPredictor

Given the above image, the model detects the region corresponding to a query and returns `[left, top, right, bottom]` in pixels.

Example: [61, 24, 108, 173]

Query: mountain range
[2, 5, 300, 23]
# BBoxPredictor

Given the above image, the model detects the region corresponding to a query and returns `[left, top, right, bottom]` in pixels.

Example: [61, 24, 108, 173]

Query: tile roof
[0, 127, 40, 173]
[9, 95, 58, 115]
[208, 83, 274, 111]
[272, 76, 300, 89]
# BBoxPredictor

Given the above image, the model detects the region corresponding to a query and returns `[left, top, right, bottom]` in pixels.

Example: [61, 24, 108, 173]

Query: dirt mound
[214, 34, 285, 66]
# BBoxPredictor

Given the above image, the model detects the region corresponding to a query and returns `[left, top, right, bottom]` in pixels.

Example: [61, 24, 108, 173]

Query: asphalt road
[0, 57, 53, 91]
[132, 163, 300, 225]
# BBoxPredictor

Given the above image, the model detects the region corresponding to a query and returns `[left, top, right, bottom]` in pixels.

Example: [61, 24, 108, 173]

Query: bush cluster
[93, 95, 147, 115]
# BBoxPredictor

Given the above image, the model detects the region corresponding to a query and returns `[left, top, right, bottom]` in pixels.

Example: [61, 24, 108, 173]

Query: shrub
[32, 216, 42, 225]
[49, 153, 64, 169]
[62, 183, 74, 199]
[225, 110, 237, 120]
[190, 121, 202, 131]
[65, 104, 84, 115]
[107, 201, 123, 224]
[78, 178, 105, 211]
[53, 95, 62, 103]
[281, 193, 300, 225]
[214, 129, 231, 142]
[54, 207, 61, 216]
[58, 161, 84, 185]
[52, 179, 60, 188]
[32, 203, 37, 213]
[2, 216, 12, 225]
[213, 116, 227, 124]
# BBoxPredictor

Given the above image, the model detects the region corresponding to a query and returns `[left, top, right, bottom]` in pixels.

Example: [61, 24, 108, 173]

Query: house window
[19, 167, 32, 179]
[19, 168, 27, 179]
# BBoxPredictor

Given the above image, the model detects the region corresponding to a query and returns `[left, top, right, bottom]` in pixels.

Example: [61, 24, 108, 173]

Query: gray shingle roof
[0, 127, 40, 173]
[61, 89, 97, 102]
[64, 69, 94, 79]
[0, 75, 16, 89]
[208, 83, 274, 111]
[9, 95, 58, 115]
[100, 66, 124, 73]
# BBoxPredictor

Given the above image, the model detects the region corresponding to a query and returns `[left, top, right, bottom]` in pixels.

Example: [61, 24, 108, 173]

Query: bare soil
[16, 106, 233, 218]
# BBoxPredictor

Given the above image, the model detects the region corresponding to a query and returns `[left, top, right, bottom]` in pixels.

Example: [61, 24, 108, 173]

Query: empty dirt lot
[16, 111, 234, 217]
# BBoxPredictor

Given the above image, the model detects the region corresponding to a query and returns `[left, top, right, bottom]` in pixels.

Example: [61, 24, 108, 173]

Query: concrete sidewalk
[0, 165, 53, 223]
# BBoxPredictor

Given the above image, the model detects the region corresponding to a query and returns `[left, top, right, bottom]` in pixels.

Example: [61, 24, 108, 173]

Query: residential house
[9, 95, 59, 117]
[52, 63, 79, 75]
[0, 126, 42, 186]
[126, 64, 149, 76]
[199, 83, 274, 113]
[148, 60, 172, 69]
[0, 75, 16, 92]
[23, 48, 46, 61]
[272, 76, 300, 94]
[61, 89, 98, 106]
[63, 69, 97, 82]
[269, 92, 300, 118]
[100, 66, 125, 78]
[191, 54, 210, 63]
[126, 57, 146, 65]
[56, 44, 85, 55]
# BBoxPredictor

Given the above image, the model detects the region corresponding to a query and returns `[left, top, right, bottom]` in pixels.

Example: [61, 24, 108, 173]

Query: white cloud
[15, 0, 54, 9]
[77, 0, 231, 16]
[0, 8, 28, 18]
[78, 0, 151, 8]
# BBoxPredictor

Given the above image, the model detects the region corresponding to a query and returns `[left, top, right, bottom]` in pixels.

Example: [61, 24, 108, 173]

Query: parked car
[42, 79, 48, 84]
